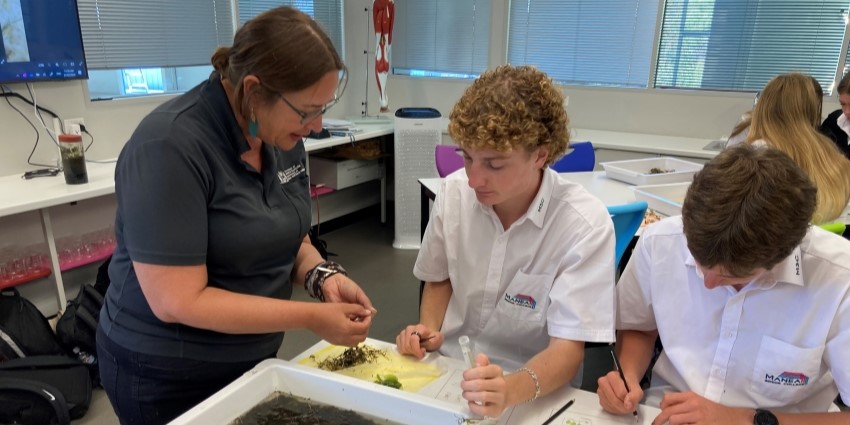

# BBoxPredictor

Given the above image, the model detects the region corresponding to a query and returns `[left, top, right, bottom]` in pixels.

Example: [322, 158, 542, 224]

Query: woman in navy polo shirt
[96, 7, 376, 424]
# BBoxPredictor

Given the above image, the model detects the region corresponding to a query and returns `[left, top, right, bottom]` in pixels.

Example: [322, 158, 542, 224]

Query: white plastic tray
[602, 157, 703, 186]
[633, 182, 690, 217]
[169, 357, 467, 425]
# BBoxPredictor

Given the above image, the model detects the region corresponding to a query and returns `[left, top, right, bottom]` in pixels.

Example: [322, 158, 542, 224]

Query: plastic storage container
[58, 134, 88, 184]
[601, 157, 702, 186]
[633, 182, 691, 217]
[169, 359, 467, 425]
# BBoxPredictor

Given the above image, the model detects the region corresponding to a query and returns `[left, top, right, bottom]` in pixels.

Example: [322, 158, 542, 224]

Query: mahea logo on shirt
[504, 292, 537, 310]
[764, 371, 809, 387]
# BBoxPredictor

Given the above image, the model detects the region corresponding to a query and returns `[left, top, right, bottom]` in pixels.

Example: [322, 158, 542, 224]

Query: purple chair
[435, 145, 464, 177]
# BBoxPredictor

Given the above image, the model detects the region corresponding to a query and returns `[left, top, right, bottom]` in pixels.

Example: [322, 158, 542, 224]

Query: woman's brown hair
[210, 6, 345, 120]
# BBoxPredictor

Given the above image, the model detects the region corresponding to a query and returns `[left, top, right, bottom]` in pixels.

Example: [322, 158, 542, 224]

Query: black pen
[541, 398, 575, 425]
[611, 350, 640, 422]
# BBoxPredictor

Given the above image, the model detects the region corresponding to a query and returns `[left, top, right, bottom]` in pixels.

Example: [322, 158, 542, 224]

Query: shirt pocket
[494, 270, 554, 323]
[749, 335, 825, 406]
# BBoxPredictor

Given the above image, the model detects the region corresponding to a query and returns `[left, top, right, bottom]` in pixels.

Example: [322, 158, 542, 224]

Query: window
[79, 0, 233, 100]
[507, 0, 660, 88]
[655, 0, 848, 93]
[392, 0, 491, 79]
[238, 1, 344, 56]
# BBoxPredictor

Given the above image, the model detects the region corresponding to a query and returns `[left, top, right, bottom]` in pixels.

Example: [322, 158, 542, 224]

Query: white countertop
[0, 122, 394, 218]
[0, 161, 118, 218]
[574, 128, 719, 159]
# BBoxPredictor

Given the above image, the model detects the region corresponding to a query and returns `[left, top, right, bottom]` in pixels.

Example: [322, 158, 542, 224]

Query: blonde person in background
[745, 73, 850, 225]
[726, 74, 824, 148]
[396, 65, 616, 418]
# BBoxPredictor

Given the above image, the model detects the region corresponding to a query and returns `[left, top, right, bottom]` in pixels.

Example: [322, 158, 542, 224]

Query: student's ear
[534, 147, 550, 168]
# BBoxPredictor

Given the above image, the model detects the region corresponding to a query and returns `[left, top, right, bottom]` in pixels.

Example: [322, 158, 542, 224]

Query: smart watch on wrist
[753, 409, 778, 425]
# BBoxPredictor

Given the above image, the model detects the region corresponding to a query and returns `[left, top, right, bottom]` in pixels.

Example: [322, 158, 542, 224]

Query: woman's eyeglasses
[266, 70, 348, 125]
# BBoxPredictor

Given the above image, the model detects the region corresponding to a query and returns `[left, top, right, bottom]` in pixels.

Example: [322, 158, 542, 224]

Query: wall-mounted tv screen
[0, 0, 87, 84]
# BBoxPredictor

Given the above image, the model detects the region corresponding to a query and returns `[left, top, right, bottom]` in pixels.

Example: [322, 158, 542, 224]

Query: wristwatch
[753, 409, 778, 425]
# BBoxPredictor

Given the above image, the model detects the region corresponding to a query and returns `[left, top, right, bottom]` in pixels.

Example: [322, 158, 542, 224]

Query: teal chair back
[608, 201, 648, 269]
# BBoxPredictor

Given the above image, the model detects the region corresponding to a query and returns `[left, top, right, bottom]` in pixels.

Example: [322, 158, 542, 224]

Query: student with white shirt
[597, 144, 850, 425]
[821, 72, 850, 161]
[395, 65, 616, 418]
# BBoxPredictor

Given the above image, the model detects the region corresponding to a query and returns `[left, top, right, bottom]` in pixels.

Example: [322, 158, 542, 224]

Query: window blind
[78, 0, 234, 69]
[393, 0, 491, 79]
[237, 0, 344, 56]
[655, 0, 848, 92]
[507, 0, 660, 88]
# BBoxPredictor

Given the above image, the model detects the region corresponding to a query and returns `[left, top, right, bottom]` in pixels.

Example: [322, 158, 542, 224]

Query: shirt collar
[201, 72, 253, 156]
[525, 168, 556, 228]
[684, 245, 805, 288]
[838, 114, 850, 144]
[473, 168, 553, 230]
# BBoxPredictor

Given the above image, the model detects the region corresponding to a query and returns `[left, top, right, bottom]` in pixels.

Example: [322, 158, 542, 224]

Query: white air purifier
[393, 108, 442, 249]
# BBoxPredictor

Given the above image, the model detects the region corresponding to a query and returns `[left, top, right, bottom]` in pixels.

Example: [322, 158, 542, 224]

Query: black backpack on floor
[0, 288, 65, 360]
[0, 356, 92, 424]
[54, 255, 111, 387]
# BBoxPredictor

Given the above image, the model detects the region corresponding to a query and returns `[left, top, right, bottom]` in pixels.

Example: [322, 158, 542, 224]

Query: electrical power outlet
[64, 118, 85, 135]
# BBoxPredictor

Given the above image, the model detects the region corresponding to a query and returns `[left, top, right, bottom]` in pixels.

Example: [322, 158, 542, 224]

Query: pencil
[540, 398, 575, 425]
[610, 350, 640, 422]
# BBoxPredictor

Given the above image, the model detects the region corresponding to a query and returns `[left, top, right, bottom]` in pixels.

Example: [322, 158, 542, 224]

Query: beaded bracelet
[516, 367, 540, 402]
[304, 261, 347, 302]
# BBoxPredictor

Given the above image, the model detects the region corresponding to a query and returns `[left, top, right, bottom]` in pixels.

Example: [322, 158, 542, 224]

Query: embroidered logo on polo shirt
[764, 371, 809, 386]
[537, 198, 545, 212]
[277, 164, 306, 184]
[504, 292, 537, 310]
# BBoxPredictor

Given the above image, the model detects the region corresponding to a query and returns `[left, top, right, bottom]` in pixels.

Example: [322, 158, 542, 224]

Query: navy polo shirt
[101, 73, 311, 362]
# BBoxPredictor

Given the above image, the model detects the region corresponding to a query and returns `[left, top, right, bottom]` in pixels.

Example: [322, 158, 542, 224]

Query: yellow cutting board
[298, 343, 445, 393]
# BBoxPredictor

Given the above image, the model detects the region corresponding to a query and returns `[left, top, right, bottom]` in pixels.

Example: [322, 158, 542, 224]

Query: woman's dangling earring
[248, 107, 259, 139]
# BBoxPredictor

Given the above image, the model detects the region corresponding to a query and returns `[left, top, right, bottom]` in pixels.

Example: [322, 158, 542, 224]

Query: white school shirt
[617, 216, 850, 412]
[415, 168, 616, 372]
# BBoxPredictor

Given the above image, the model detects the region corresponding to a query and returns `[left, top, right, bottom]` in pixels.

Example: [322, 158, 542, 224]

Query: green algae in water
[231, 391, 402, 425]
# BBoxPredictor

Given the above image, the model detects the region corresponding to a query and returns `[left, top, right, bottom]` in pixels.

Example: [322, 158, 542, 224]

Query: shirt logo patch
[277, 164, 306, 184]
[504, 292, 537, 310]
[764, 371, 809, 386]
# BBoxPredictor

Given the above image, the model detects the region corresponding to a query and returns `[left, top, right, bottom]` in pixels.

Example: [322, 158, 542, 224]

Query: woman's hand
[322, 273, 377, 317]
[461, 353, 509, 418]
[395, 325, 444, 358]
[308, 302, 374, 347]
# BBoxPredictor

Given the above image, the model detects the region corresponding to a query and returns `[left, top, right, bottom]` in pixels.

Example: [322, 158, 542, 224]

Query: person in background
[598, 144, 850, 425]
[745, 73, 850, 225]
[96, 7, 375, 424]
[821, 72, 850, 160]
[726, 74, 824, 148]
[396, 65, 616, 418]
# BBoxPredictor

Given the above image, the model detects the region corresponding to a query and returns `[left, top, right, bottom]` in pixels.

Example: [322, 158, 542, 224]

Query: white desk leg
[39, 208, 67, 312]
[380, 160, 387, 224]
